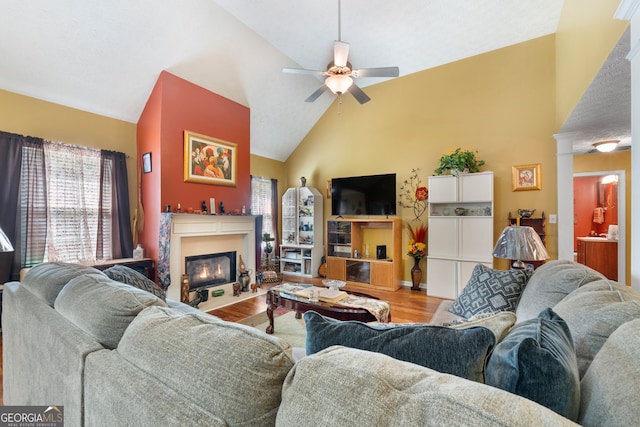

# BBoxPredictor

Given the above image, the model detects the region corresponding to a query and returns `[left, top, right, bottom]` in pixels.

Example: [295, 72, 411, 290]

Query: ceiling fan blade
[282, 67, 326, 76]
[305, 85, 329, 103]
[351, 66, 400, 78]
[347, 83, 371, 104]
[333, 41, 350, 67]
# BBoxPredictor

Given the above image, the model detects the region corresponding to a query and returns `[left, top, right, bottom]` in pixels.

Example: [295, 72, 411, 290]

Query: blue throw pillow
[485, 308, 580, 421]
[303, 311, 495, 383]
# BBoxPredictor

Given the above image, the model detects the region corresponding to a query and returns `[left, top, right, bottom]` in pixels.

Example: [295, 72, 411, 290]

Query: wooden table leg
[265, 290, 278, 334]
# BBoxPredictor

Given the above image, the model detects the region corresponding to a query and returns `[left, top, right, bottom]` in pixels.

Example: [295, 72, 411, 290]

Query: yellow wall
[555, 0, 628, 128]
[0, 89, 138, 219]
[285, 35, 558, 279]
[574, 150, 631, 283]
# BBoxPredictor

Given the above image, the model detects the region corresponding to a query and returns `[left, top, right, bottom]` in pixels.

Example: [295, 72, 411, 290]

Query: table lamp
[0, 225, 15, 284]
[493, 226, 549, 269]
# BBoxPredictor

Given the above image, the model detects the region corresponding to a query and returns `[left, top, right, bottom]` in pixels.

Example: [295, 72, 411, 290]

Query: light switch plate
[549, 214, 557, 224]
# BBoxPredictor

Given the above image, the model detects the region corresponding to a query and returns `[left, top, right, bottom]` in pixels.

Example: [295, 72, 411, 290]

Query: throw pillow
[579, 318, 640, 426]
[304, 311, 496, 383]
[21, 262, 105, 306]
[485, 308, 580, 421]
[515, 260, 606, 324]
[552, 281, 640, 377]
[448, 264, 532, 318]
[445, 311, 516, 343]
[118, 306, 294, 426]
[104, 264, 166, 301]
[54, 273, 166, 348]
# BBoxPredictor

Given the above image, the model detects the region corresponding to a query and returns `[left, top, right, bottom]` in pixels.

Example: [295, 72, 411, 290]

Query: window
[20, 142, 117, 264]
[250, 176, 278, 257]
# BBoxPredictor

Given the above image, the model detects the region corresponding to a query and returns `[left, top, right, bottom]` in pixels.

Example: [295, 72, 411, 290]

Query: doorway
[573, 171, 626, 283]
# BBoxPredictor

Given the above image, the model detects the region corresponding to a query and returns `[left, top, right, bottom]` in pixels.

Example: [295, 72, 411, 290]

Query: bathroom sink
[579, 236, 612, 242]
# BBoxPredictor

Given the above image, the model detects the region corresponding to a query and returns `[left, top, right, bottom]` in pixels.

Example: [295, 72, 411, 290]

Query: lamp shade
[493, 226, 549, 269]
[593, 140, 619, 153]
[0, 226, 14, 252]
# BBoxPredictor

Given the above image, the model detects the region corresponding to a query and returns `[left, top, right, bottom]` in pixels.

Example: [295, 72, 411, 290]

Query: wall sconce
[593, 140, 619, 153]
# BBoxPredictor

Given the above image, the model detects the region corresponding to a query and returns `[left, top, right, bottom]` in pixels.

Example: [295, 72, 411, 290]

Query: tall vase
[411, 257, 422, 291]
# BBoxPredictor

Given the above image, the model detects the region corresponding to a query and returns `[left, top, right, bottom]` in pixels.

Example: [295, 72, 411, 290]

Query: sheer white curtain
[43, 141, 111, 262]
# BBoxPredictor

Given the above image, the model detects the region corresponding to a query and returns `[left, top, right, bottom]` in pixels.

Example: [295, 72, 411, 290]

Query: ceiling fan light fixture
[593, 140, 619, 152]
[325, 74, 353, 94]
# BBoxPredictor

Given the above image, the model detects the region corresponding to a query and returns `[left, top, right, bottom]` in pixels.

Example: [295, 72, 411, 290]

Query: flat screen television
[331, 173, 396, 216]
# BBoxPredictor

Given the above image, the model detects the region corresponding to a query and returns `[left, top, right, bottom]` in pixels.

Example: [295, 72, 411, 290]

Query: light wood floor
[0, 275, 446, 406]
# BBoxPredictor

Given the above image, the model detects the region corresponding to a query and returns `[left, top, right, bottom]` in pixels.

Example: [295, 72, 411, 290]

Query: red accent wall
[137, 71, 251, 268]
[573, 176, 618, 251]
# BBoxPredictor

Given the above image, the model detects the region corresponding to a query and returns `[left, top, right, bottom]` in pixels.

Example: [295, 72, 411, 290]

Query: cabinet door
[460, 173, 493, 202]
[371, 262, 393, 287]
[426, 258, 457, 299]
[326, 257, 346, 280]
[428, 175, 458, 203]
[460, 218, 494, 261]
[427, 218, 458, 257]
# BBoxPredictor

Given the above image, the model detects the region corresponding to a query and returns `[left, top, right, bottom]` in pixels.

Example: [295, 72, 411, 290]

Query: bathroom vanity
[576, 237, 618, 280]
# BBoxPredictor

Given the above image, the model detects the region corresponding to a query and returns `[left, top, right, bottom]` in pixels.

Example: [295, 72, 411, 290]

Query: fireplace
[185, 251, 236, 291]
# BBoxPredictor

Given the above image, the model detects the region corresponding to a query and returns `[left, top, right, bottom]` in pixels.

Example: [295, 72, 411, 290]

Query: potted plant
[434, 148, 485, 176]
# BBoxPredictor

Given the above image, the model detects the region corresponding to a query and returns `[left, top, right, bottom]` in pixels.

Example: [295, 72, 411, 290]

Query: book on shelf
[295, 286, 348, 303]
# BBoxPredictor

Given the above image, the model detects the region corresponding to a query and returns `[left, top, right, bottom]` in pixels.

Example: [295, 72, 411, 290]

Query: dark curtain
[100, 150, 133, 259]
[271, 178, 280, 256]
[0, 131, 46, 280]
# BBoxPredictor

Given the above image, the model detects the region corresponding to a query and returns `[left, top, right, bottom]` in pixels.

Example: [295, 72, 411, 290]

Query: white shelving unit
[280, 186, 324, 278]
[426, 171, 494, 299]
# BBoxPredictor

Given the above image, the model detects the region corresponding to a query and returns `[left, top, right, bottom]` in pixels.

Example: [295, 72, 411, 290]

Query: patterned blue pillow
[449, 264, 531, 318]
[485, 308, 580, 421]
[304, 311, 495, 383]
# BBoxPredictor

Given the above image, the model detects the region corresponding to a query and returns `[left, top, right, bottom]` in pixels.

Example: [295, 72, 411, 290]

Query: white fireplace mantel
[166, 214, 262, 311]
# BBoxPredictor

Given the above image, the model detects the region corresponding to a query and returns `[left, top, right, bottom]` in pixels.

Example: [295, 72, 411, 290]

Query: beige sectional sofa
[3, 261, 640, 426]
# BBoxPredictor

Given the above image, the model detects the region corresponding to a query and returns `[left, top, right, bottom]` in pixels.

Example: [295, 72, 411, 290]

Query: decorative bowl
[322, 279, 346, 291]
[518, 209, 536, 218]
[454, 207, 466, 216]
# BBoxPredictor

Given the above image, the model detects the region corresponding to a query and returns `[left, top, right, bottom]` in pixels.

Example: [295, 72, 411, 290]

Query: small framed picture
[512, 163, 541, 191]
[142, 152, 152, 174]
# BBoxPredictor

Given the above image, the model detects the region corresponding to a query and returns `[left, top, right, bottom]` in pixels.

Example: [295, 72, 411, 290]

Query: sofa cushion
[277, 346, 578, 427]
[21, 262, 105, 306]
[552, 280, 640, 377]
[117, 306, 294, 426]
[444, 311, 516, 343]
[448, 264, 531, 318]
[579, 318, 640, 427]
[103, 264, 166, 301]
[485, 308, 580, 421]
[304, 311, 497, 382]
[515, 260, 605, 323]
[54, 273, 166, 348]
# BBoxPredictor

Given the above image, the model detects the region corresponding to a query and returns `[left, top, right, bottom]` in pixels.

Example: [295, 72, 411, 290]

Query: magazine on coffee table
[294, 286, 348, 303]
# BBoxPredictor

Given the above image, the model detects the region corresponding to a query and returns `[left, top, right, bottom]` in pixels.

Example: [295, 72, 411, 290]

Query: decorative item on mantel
[398, 168, 428, 221]
[407, 223, 427, 291]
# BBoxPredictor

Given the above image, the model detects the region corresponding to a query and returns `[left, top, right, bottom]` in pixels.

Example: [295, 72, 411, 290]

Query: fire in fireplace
[185, 251, 236, 291]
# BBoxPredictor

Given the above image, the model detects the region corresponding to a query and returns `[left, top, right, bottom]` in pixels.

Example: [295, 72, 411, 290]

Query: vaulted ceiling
[0, 1, 628, 160]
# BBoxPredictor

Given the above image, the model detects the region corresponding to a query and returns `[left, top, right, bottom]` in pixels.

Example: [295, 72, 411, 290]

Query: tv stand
[325, 218, 402, 291]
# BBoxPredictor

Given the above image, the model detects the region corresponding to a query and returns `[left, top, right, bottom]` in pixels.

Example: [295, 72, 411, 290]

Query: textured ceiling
[0, 1, 628, 160]
[559, 28, 631, 154]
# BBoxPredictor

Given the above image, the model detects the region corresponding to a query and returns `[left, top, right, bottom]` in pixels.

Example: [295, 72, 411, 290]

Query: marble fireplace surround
[166, 213, 264, 312]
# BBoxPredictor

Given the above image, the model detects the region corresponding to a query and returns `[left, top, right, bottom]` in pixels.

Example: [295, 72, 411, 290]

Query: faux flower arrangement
[399, 168, 428, 221]
[407, 223, 427, 260]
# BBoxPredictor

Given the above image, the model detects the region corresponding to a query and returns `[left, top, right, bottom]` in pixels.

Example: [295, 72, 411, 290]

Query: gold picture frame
[512, 163, 541, 191]
[184, 130, 237, 186]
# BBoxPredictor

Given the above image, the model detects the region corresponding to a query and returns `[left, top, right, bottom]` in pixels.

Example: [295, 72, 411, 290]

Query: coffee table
[265, 286, 387, 334]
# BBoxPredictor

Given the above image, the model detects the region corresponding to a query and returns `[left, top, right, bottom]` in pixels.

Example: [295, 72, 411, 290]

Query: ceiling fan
[282, 0, 399, 104]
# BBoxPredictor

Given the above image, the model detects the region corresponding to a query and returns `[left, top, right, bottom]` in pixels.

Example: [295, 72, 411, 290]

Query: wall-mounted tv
[331, 173, 396, 216]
